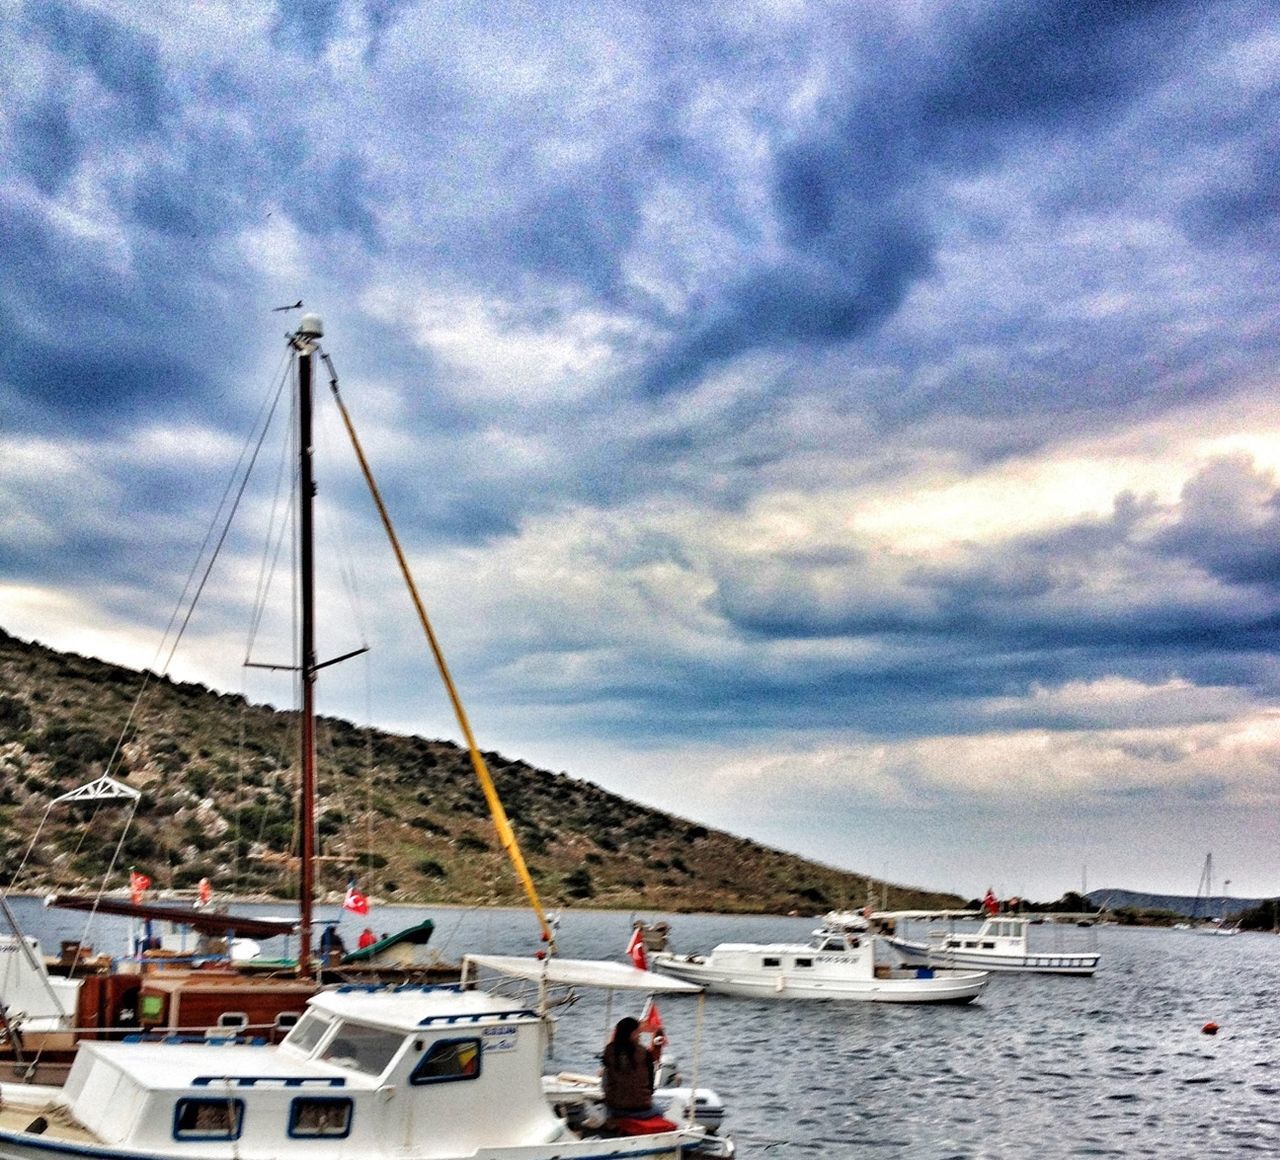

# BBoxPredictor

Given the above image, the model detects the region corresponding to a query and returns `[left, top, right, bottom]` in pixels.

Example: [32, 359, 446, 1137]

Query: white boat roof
[699, 940, 856, 954]
[305, 984, 533, 1029]
[872, 909, 983, 920]
[79, 1040, 386, 1091]
[464, 954, 702, 993]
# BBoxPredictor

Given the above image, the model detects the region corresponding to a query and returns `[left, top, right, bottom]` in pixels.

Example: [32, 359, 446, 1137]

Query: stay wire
[97, 348, 292, 801]
[245, 361, 298, 661]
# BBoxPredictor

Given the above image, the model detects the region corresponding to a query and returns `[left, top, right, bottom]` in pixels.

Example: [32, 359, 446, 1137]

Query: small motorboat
[886, 915, 1100, 976]
[648, 926, 988, 1003]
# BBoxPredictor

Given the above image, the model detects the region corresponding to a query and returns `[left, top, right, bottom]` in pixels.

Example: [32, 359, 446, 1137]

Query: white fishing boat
[885, 914, 1101, 976]
[0, 954, 731, 1160]
[648, 926, 988, 1003]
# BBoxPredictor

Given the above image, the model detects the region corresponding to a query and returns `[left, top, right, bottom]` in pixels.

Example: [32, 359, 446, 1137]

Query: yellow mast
[322, 357, 555, 950]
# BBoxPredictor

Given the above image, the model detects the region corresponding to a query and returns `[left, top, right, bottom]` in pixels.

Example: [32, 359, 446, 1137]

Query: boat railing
[191, 1074, 345, 1087]
[11, 1019, 291, 1042]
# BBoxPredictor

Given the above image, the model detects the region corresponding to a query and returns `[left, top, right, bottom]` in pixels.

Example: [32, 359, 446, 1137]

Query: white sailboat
[0, 317, 735, 1158]
[1188, 855, 1240, 936]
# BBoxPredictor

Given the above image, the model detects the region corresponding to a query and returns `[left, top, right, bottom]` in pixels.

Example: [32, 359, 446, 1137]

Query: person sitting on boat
[358, 927, 376, 949]
[601, 1016, 666, 1126]
[319, 923, 346, 963]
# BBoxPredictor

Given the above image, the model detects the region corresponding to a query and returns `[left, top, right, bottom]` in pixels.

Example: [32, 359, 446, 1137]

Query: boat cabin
[58, 984, 570, 1157]
[0, 936, 80, 1030]
[930, 917, 1028, 952]
[693, 929, 874, 978]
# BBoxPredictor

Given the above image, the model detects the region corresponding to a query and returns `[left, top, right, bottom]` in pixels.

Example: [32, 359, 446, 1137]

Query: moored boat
[649, 925, 988, 1003]
[0, 957, 732, 1160]
[0, 317, 460, 1083]
[885, 914, 1101, 976]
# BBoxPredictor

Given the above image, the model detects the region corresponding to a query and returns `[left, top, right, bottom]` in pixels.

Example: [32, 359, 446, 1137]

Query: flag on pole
[129, 869, 151, 904]
[982, 888, 999, 916]
[626, 926, 647, 970]
[638, 996, 663, 1036]
[343, 879, 370, 915]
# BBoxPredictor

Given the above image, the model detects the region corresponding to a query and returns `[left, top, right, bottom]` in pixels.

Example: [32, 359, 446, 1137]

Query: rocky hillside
[0, 627, 962, 915]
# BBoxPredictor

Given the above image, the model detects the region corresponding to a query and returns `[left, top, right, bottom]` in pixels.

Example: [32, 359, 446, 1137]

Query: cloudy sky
[3, 0, 1280, 902]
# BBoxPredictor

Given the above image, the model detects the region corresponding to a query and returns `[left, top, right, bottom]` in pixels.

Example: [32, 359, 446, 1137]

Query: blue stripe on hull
[888, 941, 1097, 975]
[0, 1129, 690, 1160]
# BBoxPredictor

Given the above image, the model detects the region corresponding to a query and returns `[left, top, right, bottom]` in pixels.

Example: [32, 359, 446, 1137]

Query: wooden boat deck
[0, 1098, 101, 1145]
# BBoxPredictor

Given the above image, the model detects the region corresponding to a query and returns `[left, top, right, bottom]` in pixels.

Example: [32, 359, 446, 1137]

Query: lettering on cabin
[482, 1026, 518, 1050]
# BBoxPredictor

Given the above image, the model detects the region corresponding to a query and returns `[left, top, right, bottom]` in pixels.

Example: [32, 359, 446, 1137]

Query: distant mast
[292, 313, 323, 979]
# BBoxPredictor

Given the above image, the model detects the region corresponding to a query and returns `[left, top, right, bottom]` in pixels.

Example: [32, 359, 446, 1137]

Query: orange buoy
[1202, 1021, 1219, 1035]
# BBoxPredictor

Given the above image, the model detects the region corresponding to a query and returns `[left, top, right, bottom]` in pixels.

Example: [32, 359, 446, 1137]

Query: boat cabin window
[139, 993, 167, 1023]
[173, 1098, 244, 1141]
[762, 957, 781, 968]
[815, 936, 846, 952]
[288, 1097, 354, 1139]
[283, 1011, 332, 1055]
[321, 1020, 404, 1076]
[217, 1012, 249, 1030]
[410, 1037, 482, 1084]
[794, 958, 813, 968]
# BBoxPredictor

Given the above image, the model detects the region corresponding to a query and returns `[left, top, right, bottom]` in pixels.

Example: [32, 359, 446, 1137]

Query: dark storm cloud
[270, 0, 345, 58]
[509, 175, 644, 303]
[24, 0, 166, 132]
[4, 1, 1279, 733]
[0, 3, 388, 440]
[11, 97, 80, 196]
[1153, 455, 1280, 588]
[683, 456, 1280, 739]
[639, 219, 935, 397]
[638, 0, 1209, 397]
[1180, 133, 1280, 247]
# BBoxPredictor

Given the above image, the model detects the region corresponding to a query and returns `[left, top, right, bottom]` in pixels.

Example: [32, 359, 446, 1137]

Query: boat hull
[0, 1122, 711, 1160]
[887, 937, 1099, 976]
[650, 955, 987, 1004]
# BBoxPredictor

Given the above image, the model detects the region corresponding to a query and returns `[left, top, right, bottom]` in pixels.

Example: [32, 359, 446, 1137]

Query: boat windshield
[320, 1020, 405, 1076]
[283, 1010, 333, 1055]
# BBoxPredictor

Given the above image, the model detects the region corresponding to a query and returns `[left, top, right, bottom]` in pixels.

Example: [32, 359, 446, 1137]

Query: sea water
[6, 898, 1276, 1158]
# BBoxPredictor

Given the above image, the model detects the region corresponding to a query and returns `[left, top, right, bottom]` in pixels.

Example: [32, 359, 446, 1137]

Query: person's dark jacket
[602, 1043, 655, 1113]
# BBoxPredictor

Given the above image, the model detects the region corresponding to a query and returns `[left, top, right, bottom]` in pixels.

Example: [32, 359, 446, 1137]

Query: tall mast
[292, 314, 323, 979]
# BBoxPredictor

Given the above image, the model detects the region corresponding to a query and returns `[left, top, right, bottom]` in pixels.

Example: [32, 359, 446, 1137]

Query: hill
[0, 627, 962, 915]
[1086, 887, 1269, 918]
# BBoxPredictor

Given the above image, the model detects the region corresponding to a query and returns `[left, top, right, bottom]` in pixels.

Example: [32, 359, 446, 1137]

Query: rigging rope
[85, 348, 292, 834]
[320, 351, 556, 951]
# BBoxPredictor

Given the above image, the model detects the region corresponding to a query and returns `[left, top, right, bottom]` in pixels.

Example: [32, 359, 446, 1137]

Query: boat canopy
[463, 954, 702, 993]
[870, 909, 982, 920]
[47, 894, 298, 938]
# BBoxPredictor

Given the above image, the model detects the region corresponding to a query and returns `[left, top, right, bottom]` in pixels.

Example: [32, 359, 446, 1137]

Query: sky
[2, 0, 1280, 903]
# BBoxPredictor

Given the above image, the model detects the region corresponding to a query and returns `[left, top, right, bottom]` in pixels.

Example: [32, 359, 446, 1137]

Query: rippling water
[9, 899, 1277, 1158]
